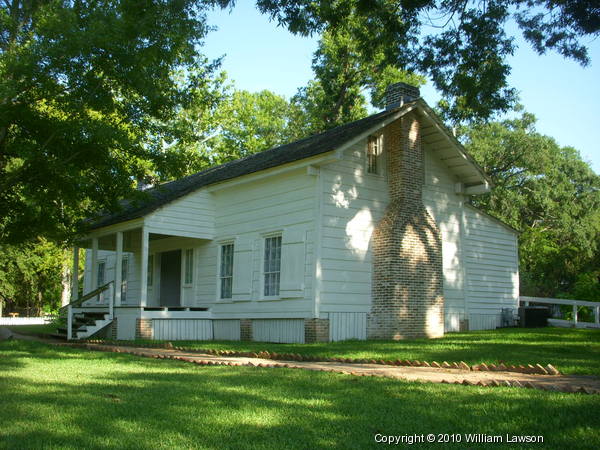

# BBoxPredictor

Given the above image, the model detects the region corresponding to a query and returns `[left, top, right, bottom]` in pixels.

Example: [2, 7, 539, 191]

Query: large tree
[255, 0, 599, 122]
[462, 112, 600, 297]
[208, 89, 298, 162]
[0, 239, 70, 315]
[288, 23, 424, 136]
[154, 88, 298, 178]
[2, 0, 598, 245]
[0, 0, 227, 243]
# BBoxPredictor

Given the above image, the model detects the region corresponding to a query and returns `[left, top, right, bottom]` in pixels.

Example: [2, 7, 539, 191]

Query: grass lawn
[1, 340, 598, 449]
[111, 327, 600, 376]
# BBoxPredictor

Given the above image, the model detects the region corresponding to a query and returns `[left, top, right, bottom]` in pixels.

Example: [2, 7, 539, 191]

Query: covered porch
[74, 220, 212, 309]
[61, 215, 216, 340]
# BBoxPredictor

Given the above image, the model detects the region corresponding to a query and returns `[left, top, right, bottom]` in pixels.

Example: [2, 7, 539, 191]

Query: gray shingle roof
[89, 106, 403, 230]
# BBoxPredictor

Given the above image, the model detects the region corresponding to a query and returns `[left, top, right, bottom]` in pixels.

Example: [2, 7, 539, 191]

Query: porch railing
[61, 281, 114, 340]
[519, 296, 600, 328]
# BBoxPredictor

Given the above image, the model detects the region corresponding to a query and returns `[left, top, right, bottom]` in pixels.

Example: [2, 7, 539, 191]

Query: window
[263, 236, 282, 297]
[219, 244, 234, 299]
[147, 254, 154, 286]
[97, 261, 106, 303]
[184, 249, 194, 285]
[367, 134, 382, 174]
[97, 261, 106, 287]
[121, 257, 128, 303]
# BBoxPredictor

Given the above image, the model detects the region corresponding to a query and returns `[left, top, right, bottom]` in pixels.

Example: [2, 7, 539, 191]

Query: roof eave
[415, 100, 493, 192]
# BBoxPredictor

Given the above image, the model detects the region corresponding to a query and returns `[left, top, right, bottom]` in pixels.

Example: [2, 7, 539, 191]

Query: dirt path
[5, 328, 597, 394]
[66, 341, 600, 395]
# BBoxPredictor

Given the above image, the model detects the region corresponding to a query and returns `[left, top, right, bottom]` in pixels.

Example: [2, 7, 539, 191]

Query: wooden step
[82, 312, 107, 319]
[74, 318, 96, 326]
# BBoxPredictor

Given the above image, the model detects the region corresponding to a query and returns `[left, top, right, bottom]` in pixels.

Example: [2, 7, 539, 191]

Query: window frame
[218, 242, 234, 300]
[121, 256, 128, 303]
[97, 260, 106, 303]
[97, 260, 106, 287]
[262, 234, 282, 299]
[366, 134, 384, 176]
[183, 248, 194, 286]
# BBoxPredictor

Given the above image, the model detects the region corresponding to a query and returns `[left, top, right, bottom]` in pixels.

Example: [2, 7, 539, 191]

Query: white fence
[520, 296, 600, 329]
[0, 317, 52, 326]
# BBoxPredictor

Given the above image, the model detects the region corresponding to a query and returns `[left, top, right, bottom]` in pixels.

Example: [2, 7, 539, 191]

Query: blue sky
[204, 4, 600, 174]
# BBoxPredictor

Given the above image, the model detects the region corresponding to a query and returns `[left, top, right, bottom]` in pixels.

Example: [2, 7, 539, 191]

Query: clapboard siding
[217, 200, 314, 230]
[423, 144, 467, 327]
[319, 138, 388, 312]
[145, 191, 215, 239]
[423, 144, 519, 331]
[217, 187, 313, 220]
[463, 206, 519, 327]
[196, 243, 218, 304]
[252, 319, 305, 343]
[213, 320, 241, 340]
[203, 168, 315, 317]
[152, 319, 213, 340]
[329, 312, 367, 341]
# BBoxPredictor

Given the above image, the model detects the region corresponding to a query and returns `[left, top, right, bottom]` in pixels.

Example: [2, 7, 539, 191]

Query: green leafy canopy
[0, 0, 225, 243]
[2, 0, 598, 244]
[255, 0, 599, 122]
[462, 112, 600, 297]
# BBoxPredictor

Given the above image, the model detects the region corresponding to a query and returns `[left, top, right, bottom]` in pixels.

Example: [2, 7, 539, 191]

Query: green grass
[116, 327, 600, 376]
[4, 323, 58, 336]
[1, 340, 599, 449]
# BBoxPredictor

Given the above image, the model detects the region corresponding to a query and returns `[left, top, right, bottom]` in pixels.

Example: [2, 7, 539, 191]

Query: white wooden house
[68, 83, 519, 343]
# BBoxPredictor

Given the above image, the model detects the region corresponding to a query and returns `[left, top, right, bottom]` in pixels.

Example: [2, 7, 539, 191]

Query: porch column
[91, 237, 99, 290]
[71, 246, 79, 302]
[140, 228, 149, 307]
[114, 232, 123, 306]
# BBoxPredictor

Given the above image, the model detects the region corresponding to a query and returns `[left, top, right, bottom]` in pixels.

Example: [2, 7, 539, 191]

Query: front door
[160, 250, 181, 307]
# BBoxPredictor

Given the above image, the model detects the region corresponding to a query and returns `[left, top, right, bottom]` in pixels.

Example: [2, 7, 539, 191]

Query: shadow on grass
[1, 340, 599, 449]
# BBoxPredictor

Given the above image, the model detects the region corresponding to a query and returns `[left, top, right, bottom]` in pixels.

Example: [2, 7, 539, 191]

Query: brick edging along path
[67, 342, 600, 395]
[82, 339, 561, 375]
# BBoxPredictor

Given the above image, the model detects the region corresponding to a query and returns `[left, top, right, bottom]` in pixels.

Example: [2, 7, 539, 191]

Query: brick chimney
[385, 82, 420, 110]
[368, 85, 444, 339]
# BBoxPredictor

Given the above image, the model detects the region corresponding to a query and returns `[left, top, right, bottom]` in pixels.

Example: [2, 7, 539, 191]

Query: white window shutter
[280, 229, 305, 298]
[250, 238, 260, 298]
[232, 238, 252, 300]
